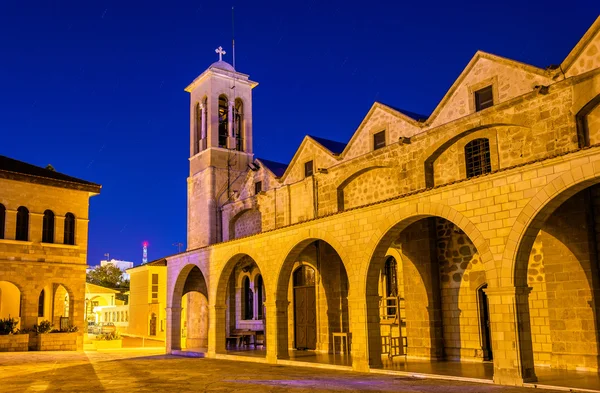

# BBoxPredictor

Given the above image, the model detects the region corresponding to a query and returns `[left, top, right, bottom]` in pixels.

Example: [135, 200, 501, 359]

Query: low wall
[0, 334, 29, 352]
[36, 332, 79, 351]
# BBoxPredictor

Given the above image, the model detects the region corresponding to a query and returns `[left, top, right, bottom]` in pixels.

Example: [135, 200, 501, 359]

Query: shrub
[61, 325, 79, 333]
[34, 320, 53, 334]
[15, 327, 33, 334]
[0, 317, 18, 335]
[96, 331, 121, 341]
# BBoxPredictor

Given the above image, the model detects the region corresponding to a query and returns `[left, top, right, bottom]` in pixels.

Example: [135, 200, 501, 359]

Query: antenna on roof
[231, 6, 236, 70]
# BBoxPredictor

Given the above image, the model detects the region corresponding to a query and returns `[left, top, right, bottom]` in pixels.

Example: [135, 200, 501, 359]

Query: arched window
[194, 102, 202, 155]
[16, 206, 29, 241]
[218, 95, 229, 148]
[465, 138, 492, 178]
[234, 98, 244, 152]
[0, 204, 5, 239]
[293, 265, 316, 287]
[42, 210, 55, 243]
[243, 276, 253, 320]
[38, 290, 45, 317]
[256, 275, 264, 320]
[64, 213, 75, 245]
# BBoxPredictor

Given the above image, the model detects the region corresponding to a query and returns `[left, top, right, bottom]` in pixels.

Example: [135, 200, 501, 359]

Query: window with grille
[475, 86, 494, 111]
[255, 181, 262, 195]
[465, 138, 492, 178]
[304, 160, 314, 177]
[373, 130, 386, 150]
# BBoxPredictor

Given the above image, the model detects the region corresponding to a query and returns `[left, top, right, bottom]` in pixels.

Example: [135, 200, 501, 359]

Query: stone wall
[231, 209, 262, 239]
[0, 334, 28, 352]
[36, 332, 79, 351]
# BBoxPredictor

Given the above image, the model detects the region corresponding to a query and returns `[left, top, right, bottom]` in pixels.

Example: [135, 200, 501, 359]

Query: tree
[86, 264, 129, 289]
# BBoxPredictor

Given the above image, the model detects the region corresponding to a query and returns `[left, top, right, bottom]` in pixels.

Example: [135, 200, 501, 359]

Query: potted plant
[0, 317, 29, 352]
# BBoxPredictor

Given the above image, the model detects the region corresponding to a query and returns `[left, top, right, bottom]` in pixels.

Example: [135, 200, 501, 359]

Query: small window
[152, 274, 158, 285]
[373, 130, 386, 150]
[64, 213, 75, 245]
[254, 181, 262, 195]
[304, 160, 314, 177]
[0, 204, 5, 239]
[475, 86, 494, 112]
[465, 138, 492, 178]
[42, 210, 55, 243]
[16, 206, 29, 241]
[256, 275, 264, 320]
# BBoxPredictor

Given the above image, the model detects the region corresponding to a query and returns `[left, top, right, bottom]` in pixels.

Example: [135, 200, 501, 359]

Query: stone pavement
[0, 350, 566, 393]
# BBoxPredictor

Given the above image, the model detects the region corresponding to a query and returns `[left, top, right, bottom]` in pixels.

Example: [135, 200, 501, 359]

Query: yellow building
[127, 260, 167, 340]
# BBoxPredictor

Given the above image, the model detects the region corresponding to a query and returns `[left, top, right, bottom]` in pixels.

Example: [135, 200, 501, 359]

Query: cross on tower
[215, 46, 226, 61]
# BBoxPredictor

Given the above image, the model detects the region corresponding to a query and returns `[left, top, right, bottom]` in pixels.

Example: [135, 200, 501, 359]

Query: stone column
[4, 209, 16, 240]
[55, 215, 65, 244]
[29, 212, 42, 243]
[348, 293, 381, 371]
[208, 304, 226, 356]
[166, 306, 182, 353]
[227, 101, 236, 149]
[485, 286, 537, 385]
[265, 299, 289, 361]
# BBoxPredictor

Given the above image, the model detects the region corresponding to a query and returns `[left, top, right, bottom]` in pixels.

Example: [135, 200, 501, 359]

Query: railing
[379, 296, 402, 322]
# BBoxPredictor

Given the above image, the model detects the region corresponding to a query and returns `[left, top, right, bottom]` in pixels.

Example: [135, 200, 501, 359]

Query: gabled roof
[127, 258, 167, 272]
[560, 15, 600, 76]
[378, 103, 429, 122]
[256, 158, 288, 178]
[307, 135, 347, 155]
[424, 51, 551, 125]
[0, 155, 101, 193]
[85, 282, 119, 294]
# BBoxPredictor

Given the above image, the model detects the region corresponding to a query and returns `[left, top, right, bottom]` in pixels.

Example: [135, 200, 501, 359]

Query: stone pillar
[166, 306, 182, 353]
[19, 288, 39, 331]
[266, 299, 289, 361]
[55, 215, 65, 244]
[29, 212, 42, 243]
[485, 286, 537, 385]
[349, 293, 380, 371]
[208, 304, 226, 356]
[4, 209, 16, 240]
[227, 101, 236, 149]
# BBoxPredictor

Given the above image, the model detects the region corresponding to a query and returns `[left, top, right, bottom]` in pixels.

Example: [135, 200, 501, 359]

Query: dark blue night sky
[1, 1, 598, 266]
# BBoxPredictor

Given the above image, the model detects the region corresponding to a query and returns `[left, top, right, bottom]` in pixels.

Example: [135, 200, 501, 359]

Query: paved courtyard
[0, 350, 566, 393]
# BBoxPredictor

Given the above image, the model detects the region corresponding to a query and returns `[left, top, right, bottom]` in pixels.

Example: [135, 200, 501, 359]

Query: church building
[163, 17, 600, 387]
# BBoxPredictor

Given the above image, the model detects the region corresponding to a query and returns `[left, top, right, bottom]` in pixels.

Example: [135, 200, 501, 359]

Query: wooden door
[293, 265, 317, 350]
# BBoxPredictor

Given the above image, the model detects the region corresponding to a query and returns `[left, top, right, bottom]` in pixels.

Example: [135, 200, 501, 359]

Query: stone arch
[228, 208, 262, 240]
[170, 264, 209, 351]
[501, 159, 600, 288]
[422, 123, 526, 187]
[0, 280, 22, 327]
[361, 202, 493, 366]
[335, 165, 387, 211]
[274, 233, 351, 357]
[211, 250, 266, 354]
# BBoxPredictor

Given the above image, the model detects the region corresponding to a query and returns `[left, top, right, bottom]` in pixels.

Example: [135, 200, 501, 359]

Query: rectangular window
[304, 160, 314, 177]
[475, 86, 494, 112]
[373, 130, 386, 150]
[152, 285, 158, 293]
[254, 181, 262, 195]
[152, 274, 158, 285]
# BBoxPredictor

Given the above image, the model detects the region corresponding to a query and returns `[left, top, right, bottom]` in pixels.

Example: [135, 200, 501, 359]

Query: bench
[226, 329, 258, 348]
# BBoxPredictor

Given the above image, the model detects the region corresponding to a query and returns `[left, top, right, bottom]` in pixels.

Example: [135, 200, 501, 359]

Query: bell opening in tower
[234, 98, 244, 152]
[218, 95, 228, 148]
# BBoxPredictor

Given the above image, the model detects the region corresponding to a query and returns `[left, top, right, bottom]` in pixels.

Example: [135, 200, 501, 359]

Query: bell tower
[185, 46, 258, 249]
